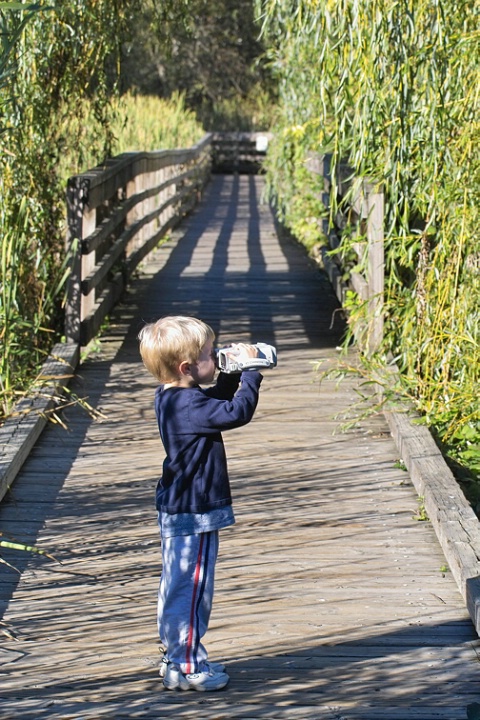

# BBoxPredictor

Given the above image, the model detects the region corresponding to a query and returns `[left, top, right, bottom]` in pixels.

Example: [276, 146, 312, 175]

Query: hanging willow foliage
[0, 2, 199, 422]
[0, 1, 142, 418]
[257, 0, 480, 485]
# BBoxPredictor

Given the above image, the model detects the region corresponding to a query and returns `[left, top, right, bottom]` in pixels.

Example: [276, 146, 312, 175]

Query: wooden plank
[385, 408, 480, 635]
[0, 343, 79, 502]
[0, 175, 478, 720]
[350, 270, 369, 301]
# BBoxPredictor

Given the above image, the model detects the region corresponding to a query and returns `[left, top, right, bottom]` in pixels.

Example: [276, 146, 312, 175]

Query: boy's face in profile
[189, 339, 216, 385]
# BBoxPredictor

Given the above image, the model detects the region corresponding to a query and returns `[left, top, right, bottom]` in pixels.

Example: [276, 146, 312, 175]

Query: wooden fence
[65, 136, 211, 346]
[306, 153, 384, 356]
[65, 132, 271, 347]
[303, 155, 480, 636]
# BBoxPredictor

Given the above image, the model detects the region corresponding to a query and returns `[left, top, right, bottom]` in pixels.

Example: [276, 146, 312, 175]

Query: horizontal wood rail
[306, 153, 384, 355]
[65, 134, 213, 346]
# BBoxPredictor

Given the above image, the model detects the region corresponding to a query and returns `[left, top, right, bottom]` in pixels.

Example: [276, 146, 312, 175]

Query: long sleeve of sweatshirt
[154, 371, 262, 513]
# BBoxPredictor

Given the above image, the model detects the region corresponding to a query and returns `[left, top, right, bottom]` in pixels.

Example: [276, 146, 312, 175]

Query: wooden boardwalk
[1, 175, 479, 719]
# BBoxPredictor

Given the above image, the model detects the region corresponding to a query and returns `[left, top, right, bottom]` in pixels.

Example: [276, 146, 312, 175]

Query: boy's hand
[227, 343, 259, 360]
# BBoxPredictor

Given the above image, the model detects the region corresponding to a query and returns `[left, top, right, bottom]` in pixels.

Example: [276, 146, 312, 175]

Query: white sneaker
[159, 655, 225, 678]
[163, 663, 229, 691]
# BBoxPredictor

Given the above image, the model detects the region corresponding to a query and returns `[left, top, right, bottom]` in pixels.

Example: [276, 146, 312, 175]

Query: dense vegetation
[1, 1, 138, 417]
[0, 0, 269, 421]
[256, 0, 480, 499]
[120, 0, 275, 129]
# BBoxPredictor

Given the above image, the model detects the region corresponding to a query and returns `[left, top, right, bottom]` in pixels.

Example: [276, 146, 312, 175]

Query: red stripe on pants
[186, 534, 205, 673]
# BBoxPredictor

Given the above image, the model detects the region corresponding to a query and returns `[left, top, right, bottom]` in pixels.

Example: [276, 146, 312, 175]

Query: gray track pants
[158, 530, 219, 674]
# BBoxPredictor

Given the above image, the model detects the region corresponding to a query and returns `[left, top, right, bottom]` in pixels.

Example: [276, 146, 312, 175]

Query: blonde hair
[138, 315, 215, 382]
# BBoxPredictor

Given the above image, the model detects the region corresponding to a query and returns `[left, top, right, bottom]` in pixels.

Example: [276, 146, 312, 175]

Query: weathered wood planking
[0, 343, 79, 503]
[0, 175, 479, 720]
[386, 408, 480, 634]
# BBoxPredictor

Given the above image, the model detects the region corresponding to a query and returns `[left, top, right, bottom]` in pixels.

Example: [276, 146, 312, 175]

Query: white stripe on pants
[158, 531, 219, 674]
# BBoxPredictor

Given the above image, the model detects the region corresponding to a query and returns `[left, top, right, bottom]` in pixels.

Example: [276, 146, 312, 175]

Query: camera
[216, 343, 277, 373]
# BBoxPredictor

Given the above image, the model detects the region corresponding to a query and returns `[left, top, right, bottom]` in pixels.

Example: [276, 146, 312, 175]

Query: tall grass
[55, 92, 205, 181]
[257, 0, 480, 494]
[0, 198, 31, 416]
[112, 92, 205, 153]
[0, 90, 205, 421]
[0, 2, 205, 424]
[0, 190, 71, 418]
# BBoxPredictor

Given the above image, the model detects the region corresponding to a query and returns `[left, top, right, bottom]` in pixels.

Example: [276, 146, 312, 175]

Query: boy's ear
[178, 360, 191, 377]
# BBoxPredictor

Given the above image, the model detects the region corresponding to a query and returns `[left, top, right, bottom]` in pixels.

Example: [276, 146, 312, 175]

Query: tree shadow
[0, 619, 477, 718]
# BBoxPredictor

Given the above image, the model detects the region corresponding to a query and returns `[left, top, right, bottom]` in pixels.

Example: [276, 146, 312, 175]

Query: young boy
[138, 315, 263, 692]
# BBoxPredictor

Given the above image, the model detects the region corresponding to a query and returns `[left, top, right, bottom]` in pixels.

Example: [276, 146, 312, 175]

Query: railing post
[166, 163, 177, 223]
[126, 156, 146, 256]
[65, 177, 90, 345]
[81, 206, 96, 335]
[364, 181, 384, 355]
[305, 151, 385, 355]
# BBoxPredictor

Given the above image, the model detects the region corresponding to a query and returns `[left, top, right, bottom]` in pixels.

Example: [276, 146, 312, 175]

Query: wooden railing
[306, 153, 384, 355]
[65, 135, 212, 346]
[64, 131, 271, 346]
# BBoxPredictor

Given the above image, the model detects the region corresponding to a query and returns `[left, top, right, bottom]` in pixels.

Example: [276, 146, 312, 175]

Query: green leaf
[0, 3, 44, 9]
[0, 534, 56, 561]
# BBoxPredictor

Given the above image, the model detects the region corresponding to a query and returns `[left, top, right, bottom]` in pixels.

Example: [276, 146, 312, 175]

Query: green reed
[257, 0, 480, 488]
[0, 4, 205, 423]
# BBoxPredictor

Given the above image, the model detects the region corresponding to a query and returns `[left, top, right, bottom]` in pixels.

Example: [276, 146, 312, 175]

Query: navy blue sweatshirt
[154, 371, 262, 514]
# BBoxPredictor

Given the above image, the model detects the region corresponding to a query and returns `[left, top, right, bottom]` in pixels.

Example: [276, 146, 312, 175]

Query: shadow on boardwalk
[0, 175, 478, 719]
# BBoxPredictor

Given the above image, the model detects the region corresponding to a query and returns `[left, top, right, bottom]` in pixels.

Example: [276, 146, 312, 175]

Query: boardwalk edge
[0, 342, 80, 504]
[384, 408, 480, 636]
